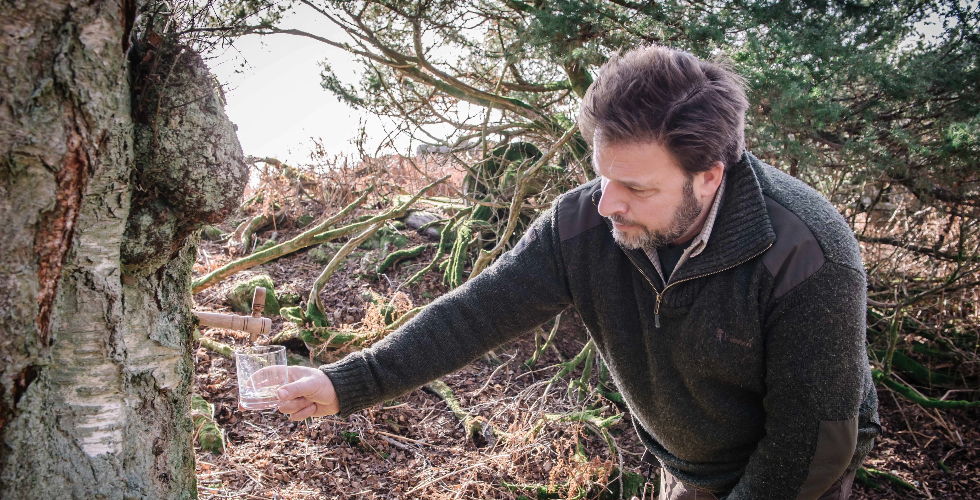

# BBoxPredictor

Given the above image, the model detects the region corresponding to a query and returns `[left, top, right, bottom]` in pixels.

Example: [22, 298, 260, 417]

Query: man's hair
[578, 45, 749, 172]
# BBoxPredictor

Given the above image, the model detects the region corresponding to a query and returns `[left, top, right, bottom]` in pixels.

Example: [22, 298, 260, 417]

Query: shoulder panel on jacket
[763, 196, 826, 299]
[749, 153, 863, 273]
[557, 179, 605, 242]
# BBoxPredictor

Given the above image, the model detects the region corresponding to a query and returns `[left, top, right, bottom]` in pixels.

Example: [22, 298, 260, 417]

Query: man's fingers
[277, 396, 312, 415]
[288, 402, 318, 421]
[277, 376, 316, 401]
[249, 365, 289, 386]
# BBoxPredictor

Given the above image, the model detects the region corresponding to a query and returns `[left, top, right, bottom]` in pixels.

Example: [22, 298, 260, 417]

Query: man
[271, 45, 880, 499]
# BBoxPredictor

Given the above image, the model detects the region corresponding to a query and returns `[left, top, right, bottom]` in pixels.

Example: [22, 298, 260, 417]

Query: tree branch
[858, 235, 980, 263]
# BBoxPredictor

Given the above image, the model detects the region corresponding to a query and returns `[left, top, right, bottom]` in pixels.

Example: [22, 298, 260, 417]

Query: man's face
[594, 139, 704, 250]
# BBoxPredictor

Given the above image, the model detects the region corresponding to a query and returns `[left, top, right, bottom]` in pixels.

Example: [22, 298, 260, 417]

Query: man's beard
[609, 178, 703, 250]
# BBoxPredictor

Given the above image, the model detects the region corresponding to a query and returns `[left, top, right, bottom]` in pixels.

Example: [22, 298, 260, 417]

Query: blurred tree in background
[195, 0, 978, 403]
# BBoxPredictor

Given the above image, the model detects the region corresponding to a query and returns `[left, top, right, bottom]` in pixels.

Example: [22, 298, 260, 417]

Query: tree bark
[0, 1, 246, 498]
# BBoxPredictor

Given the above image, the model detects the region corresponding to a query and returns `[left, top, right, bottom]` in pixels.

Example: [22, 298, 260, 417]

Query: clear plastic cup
[235, 345, 287, 410]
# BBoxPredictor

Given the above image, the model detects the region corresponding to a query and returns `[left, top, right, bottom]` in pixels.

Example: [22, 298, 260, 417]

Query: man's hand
[250, 365, 340, 420]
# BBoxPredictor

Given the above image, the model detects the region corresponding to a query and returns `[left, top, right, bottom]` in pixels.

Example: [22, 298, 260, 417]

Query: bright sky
[204, 6, 387, 165]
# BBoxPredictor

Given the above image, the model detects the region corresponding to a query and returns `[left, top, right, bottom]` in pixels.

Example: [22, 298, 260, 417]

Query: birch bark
[0, 2, 245, 497]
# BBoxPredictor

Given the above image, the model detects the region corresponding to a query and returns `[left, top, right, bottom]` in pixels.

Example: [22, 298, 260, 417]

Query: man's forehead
[593, 141, 676, 184]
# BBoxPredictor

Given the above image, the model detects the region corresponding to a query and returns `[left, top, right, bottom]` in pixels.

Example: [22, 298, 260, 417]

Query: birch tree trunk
[0, 1, 246, 497]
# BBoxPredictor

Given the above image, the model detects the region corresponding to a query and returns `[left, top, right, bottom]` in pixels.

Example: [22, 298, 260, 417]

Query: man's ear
[695, 161, 725, 201]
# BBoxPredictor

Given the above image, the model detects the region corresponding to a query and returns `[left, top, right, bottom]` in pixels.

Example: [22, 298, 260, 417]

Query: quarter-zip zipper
[620, 242, 774, 328]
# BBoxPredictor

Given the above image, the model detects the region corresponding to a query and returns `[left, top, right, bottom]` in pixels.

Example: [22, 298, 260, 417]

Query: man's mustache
[609, 214, 640, 227]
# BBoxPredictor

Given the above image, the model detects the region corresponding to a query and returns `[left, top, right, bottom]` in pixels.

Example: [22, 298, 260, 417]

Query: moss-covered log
[191, 395, 225, 454]
[377, 243, 434, 273]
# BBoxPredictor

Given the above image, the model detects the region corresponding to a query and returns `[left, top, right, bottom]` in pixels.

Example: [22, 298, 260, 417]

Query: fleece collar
[643, 171, 726, 283]
[596, 151, 776, 289]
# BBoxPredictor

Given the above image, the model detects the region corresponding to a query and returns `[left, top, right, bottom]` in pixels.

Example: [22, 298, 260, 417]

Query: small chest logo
[715, 328, 752, 348]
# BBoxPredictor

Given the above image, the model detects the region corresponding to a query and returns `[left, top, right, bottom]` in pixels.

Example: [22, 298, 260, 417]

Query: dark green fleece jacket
[322, 151, 880, 499]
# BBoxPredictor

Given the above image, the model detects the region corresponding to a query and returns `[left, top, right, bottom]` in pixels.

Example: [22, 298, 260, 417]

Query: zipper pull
[654, 294, 663, 328]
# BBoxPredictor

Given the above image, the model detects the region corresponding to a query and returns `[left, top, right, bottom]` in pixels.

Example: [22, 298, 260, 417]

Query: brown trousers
[656, 467, 857, 500]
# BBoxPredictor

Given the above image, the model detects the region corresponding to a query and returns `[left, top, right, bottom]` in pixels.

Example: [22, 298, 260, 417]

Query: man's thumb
[277, 380, 305, 401]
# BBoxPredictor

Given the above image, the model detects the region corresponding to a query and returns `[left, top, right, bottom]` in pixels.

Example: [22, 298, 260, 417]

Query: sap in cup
[235, 345, 287, 410]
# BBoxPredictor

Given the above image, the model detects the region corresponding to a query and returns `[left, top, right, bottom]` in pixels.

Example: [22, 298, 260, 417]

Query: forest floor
[190, 187, 978, 499]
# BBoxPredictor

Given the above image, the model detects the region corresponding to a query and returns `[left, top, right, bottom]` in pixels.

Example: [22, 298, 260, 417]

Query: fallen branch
[857, 234, 980, 263]
[386, 306, 423, 331]
[546, 340, 595, 391]
[569, 340, 597, 400]
[369, 429, 444, 449]
[856, 466, 918, 492]
[193, 189, 371, 292]
[872, 349, 954, 387]
[196, 334, 235, 359]
[269, 328, 298, 345]
[196, 329, 312, 367]
[424, 379, 499, 446]
[469, 124, 578, 279]
[193, 175, 448, 293]
[500, 481, 561, 499]
[228, 211, 282, 254]
[309, 221, 385, 312]
[873, 369, 980, 409]
[501, 468, 646, 500]
[444, 219, 476, 287]
[403, 209, 467, 286]
[526, 313, 562, 368]
[597, 361, 626, 407]
[403, 454, 512, 496]
[298, 327, 370, 352]
[276, 301, 425, 362]
[543, 408, 622, 454]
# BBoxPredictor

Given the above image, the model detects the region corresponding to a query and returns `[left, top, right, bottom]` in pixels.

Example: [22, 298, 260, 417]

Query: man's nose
[597, 183, 627, 218]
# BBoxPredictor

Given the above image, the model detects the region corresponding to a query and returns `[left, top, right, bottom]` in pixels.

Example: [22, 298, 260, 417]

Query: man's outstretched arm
[316, 205, 573, 416]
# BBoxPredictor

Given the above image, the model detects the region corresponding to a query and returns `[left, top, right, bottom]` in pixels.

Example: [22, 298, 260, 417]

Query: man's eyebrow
[621, 180, 655, 190]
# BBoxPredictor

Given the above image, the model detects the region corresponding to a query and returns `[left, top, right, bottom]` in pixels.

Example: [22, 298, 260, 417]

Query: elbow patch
[797, 416, 858, 500]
